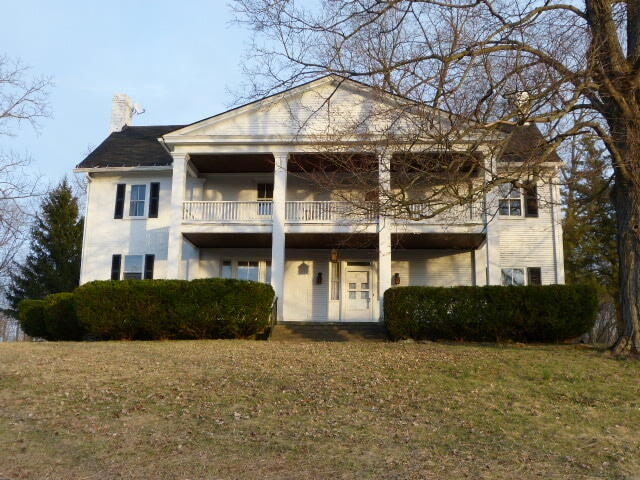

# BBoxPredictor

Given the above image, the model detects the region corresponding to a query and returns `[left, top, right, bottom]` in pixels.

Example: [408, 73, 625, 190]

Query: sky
[1, 1, 250, 186]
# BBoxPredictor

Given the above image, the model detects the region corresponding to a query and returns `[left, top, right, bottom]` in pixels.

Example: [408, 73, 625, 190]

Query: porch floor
[269, 322, 388, 342]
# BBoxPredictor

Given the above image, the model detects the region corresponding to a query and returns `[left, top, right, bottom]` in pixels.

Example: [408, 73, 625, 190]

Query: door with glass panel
[342, 262, 374, 322]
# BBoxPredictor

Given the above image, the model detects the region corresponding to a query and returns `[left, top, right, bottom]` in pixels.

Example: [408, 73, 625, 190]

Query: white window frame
[220, 259, 272, 284]
[128, 184, 147, 217]
[498, 182, 523, 217]
[501, 267, 542, 286]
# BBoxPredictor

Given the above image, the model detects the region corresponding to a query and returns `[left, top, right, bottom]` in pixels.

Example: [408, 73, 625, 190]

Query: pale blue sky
[1, 1, 249, 184]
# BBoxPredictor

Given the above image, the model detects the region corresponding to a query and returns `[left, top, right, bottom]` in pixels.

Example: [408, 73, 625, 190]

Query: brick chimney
[110, 94, 144, 133]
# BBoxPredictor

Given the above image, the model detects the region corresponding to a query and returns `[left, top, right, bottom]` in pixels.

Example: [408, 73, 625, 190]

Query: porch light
[330, 249, 339, 263]
[393, 273, 401, 285]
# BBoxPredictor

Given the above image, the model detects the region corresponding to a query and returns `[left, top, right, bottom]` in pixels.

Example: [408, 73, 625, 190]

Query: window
[502, 267, 542, 286]
[330, 262, 340, 300]
[114, 184, 126, 219]
[237, 261, 260, 282]
[527, 267, 542, 285]
[123, 255, 144, 280]
[501, 268, 525, 286]
[221, 260, 270, 283]
[498, 183, 522, 216]
[148, 182, 160, 218]
[129, 185, 146, 217]
[523, 182, 539, 217]
[257, 183, 273, 216]
[221, 260, 232, 279]
[111, 254, 154, 280]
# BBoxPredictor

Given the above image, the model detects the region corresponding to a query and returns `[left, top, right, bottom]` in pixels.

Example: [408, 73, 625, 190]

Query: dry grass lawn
[0, 341, 638, 479]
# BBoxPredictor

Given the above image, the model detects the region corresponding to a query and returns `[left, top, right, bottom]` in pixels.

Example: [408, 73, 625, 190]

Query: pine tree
[562, 137, 617, 295]
[7, 179, 83, 315]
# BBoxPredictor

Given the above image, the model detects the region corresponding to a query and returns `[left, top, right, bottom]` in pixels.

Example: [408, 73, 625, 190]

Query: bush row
[18, 279, 275, 341]
[384, 284, 598, 342]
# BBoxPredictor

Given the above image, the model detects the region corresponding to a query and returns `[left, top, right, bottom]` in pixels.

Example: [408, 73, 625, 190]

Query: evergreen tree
[7, 179, 83, 315]
[562, 138, 617, 295]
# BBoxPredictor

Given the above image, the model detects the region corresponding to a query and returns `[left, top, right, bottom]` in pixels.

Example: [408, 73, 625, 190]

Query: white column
[378, 153, 392, 319]
[550, 175, 565, 284]
[167, 152, 188, 279]
[271, 152, 288, 322]
[485, 156, 502, 285]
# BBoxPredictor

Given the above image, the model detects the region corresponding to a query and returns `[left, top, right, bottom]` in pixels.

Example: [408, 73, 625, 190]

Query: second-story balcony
[182, 200, 483, 226]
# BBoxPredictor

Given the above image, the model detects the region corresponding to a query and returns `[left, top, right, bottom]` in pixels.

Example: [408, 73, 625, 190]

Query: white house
[75, 76, 564, 323]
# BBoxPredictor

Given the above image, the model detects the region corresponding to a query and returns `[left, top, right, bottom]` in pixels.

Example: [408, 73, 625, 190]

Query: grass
[0, 341, 638, 479]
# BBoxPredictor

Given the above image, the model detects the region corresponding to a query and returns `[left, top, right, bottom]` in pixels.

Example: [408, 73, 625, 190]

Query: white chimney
[110, 93, 144, 133]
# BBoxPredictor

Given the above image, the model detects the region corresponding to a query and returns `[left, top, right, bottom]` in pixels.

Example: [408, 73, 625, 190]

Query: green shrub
[73, 278, 275, 340]
[18, 299, 48, 339]
[384, 284, 599, 343]
[43, 292, 86, 341]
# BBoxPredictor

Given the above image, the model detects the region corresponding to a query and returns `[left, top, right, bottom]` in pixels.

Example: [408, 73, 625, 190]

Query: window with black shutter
[527, 267, 542, 285]
[144, 254, 155, 279]
[111, 254, 122, 280]
[524, 182, 539, 217]
[114, 184, 126, 219]
[148, 183, 160, 218]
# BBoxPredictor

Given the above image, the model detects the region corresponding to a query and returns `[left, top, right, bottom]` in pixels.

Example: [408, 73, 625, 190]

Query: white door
[342, 262, 374, 322]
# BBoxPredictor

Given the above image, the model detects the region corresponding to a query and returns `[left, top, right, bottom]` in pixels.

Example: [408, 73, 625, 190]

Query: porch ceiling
[189, 154, 274, 173]
[184, 233, 272, 248]
[392, 233, 485, 249]
[286, 233, 378, 249]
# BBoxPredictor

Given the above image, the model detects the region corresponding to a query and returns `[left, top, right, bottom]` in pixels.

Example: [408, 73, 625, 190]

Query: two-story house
[76, 76, 564, 323]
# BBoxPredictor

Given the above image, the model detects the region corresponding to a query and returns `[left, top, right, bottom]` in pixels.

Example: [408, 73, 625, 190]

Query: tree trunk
[612, 174, 640, 355]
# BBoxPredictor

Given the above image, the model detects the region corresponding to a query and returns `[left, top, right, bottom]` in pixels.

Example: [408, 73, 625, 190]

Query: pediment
[162, 76, 439, 145]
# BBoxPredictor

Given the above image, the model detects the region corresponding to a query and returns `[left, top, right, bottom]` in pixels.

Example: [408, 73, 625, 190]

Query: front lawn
[0, 341, 638, 479]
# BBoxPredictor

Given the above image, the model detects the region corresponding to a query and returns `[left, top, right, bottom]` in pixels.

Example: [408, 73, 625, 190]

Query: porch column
[167, 152, 188, 279]
[484, 156, 502, 285]
[271, 152, 288, 322]
[549, 174, 565, 284]
[378, 153, 392, 319]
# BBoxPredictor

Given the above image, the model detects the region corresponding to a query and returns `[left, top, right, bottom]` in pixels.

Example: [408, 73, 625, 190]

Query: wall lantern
[316, 272, 323, 285]
[393, 273, 401, 286]
[330, 249, 339, 263]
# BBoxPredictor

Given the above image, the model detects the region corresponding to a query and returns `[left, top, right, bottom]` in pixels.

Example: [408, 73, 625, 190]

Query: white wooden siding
[392, 250, 474, 287]
[498, 183, 559, 284]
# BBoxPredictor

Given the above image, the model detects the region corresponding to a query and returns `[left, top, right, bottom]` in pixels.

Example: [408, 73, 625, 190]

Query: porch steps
[269, 322, 388, 342]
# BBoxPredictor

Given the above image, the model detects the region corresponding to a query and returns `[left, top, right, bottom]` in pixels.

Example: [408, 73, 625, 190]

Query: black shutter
[111, 254, 122, 280]
[527, 267, 542, 285]
[114, 184, 126, 219]
[148, 182, 160, 218]
[524, 183, 539, 217]
[144, 254, 155, 279]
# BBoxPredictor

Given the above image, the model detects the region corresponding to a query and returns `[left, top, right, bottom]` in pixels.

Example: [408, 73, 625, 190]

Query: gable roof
[499, 124, 562, 163]
[76, 125, 185, 169]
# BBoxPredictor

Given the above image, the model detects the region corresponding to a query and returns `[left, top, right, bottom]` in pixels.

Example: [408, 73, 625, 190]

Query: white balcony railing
[285, 201, 376, 223]
[182, 200, 483, 224]
[183, 201, 273, 222]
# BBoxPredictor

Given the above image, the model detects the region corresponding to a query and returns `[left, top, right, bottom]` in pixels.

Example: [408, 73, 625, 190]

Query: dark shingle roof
[499, 124, 562, 163]
[76, 125, 185, 169]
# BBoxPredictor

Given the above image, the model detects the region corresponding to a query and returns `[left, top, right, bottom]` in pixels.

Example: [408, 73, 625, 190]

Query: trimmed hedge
[43, 292, 86, 341]
[73, 278, 275, 340]
[18, 293, 86, 341]
[384, 284, 599, 342]
[18, 299, 48, 339]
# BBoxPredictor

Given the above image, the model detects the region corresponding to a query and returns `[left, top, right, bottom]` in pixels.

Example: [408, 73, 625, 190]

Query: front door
[342, 262, 374, 322]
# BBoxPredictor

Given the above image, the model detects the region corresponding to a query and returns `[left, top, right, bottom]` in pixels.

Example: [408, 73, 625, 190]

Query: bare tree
[233, 0, 640, 354]
[0, 54, 51, 297]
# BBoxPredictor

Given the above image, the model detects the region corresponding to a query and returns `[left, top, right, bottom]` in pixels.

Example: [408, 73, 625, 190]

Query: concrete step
[269, 322, 388, 342]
